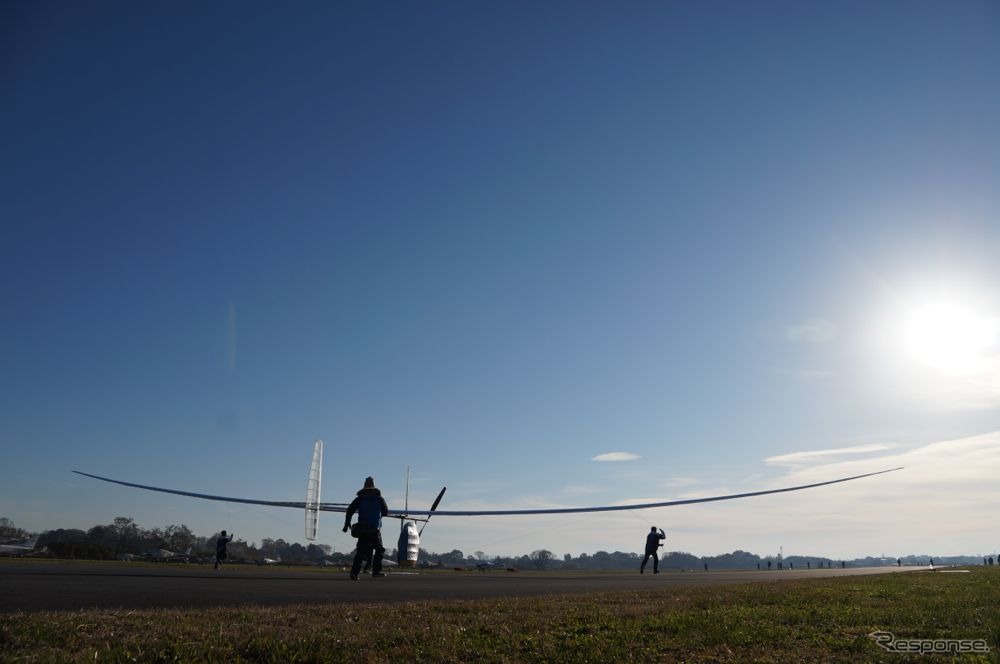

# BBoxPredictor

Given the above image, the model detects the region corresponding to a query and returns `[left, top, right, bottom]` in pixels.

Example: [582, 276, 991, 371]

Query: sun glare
[902, 301, 999, 371]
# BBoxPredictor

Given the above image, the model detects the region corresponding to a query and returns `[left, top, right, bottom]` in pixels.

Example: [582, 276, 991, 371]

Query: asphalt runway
[0, 560, 927, 613]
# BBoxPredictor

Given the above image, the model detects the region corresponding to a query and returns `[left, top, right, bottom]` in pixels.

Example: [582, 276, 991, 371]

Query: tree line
[4, 516, 336, 564]
[2, 517, 982, 568]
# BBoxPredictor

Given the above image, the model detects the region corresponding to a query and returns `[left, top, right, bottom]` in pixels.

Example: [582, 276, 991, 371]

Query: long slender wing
[402, 467, 905, 515]
[72, 471, 351, 512]
[74, 466, 902, 516]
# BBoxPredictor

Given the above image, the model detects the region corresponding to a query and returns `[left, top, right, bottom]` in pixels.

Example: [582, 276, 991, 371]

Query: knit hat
[364, 476, 375, 488]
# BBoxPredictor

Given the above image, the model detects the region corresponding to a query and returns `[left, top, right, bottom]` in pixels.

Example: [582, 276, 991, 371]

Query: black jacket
[645, 529, 665, 554]
[344, 487, 389, 530]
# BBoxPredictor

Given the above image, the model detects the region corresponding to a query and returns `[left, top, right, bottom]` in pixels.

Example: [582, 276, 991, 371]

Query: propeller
[419, 486, 447, 536]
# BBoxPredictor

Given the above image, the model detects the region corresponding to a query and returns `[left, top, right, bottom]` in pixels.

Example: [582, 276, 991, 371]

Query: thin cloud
[765, 443, 897, 467]
[561, 484, 604, 496]
[660, 476, 699, 488]
[591, 452, 640, 462]
[786, 318, 838, 344]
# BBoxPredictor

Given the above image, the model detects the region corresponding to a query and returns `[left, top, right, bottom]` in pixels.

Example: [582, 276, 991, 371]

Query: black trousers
[351, 527, 385, 575]
[641, 550, 659, 572]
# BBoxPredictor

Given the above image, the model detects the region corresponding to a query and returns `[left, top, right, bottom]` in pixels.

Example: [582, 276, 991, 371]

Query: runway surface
[0, 560, 926, 613]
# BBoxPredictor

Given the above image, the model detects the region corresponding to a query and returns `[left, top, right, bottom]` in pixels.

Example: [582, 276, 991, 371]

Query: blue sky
[3, 1, 999, 559]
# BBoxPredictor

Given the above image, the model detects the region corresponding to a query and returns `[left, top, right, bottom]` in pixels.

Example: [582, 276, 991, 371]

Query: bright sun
[902, 301, 999, 371]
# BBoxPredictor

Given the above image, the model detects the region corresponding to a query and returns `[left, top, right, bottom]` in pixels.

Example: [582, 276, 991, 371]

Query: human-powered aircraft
[74, 440, 903, 566]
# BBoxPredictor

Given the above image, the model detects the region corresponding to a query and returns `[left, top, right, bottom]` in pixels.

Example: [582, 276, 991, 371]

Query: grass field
[2, 567, 998, 662]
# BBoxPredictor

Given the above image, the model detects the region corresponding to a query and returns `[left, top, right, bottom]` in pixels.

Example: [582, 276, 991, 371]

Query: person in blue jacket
[343, 476, 389, 580]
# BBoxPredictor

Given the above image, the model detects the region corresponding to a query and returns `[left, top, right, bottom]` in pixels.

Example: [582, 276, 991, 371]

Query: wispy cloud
[560, 484, 604, 496]
[765, 443, 897, 467]
[786, 318, 838, 344]
[591, 452, 640, 462]
[660, 476, 699, 488]
[894, 355, 1000, 411]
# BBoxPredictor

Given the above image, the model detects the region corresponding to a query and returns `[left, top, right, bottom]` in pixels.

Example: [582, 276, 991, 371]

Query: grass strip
[2, 568, 998, 662]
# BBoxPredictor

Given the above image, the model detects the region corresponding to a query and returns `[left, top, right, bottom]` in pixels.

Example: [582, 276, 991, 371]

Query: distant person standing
[640, 527, 665, 574]
[214, 530, 233, 570]
[343, 476, 389, 580]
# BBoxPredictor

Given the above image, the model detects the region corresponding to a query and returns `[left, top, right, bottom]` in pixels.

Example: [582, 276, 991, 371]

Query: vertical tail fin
[305, 439, 323, 540]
